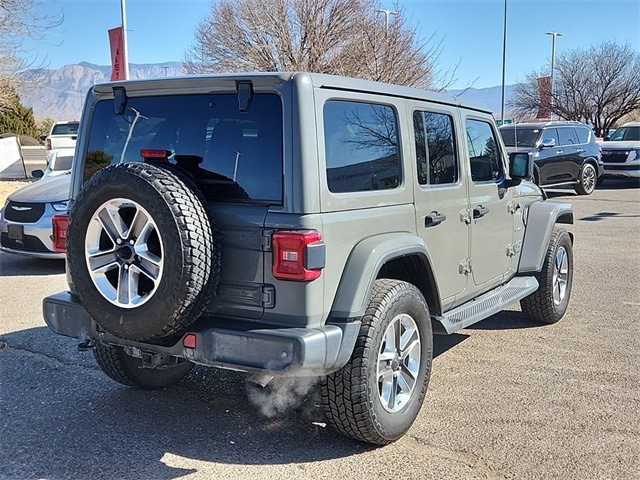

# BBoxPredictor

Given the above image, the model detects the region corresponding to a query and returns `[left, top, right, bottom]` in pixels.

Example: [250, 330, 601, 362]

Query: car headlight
[52, 201, 69, 212]
[633, 149, 640, 161]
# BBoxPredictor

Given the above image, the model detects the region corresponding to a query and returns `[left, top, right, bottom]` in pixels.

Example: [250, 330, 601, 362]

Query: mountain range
[17, 62, 516, 121]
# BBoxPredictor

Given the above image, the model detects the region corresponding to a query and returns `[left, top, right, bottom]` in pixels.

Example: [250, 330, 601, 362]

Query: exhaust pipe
[248, 373, 274, 388]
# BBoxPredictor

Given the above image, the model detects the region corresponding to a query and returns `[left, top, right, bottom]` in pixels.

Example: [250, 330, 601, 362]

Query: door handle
[473, 206, 489, 219]
[555, 150, 564, 154]
[576, 148, 585, 153]
[425, 211, 447, 227]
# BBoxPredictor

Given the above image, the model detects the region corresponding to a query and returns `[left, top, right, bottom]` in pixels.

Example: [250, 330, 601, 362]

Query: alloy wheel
[84, 198, 164, 308]
[377, 313, 422, 413]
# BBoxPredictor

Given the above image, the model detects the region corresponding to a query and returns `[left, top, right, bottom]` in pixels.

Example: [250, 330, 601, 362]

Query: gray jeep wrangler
[43, 72, 574, 445]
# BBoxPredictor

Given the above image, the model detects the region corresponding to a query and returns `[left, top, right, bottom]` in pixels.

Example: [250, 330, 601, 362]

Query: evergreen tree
[0, 87, 38, 138]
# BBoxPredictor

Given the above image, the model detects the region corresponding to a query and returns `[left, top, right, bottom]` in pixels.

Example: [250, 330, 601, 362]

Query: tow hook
[124, 346, 180, 369]
[77, 340, 95, 351]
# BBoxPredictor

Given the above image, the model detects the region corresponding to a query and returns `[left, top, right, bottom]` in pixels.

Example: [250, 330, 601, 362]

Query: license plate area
[8, 224, 23, 240]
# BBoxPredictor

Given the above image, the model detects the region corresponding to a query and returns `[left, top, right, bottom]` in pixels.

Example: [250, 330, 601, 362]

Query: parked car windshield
[499, 127, 540, 148]
[84, 93, 283, 203]
[607, 126, 640, 142]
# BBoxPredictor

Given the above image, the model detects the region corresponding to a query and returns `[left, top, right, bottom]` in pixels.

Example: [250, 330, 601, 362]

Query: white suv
[599, 122, 640, 181]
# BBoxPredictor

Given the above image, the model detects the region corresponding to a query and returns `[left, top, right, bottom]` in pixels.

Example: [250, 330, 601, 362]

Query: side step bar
[433, 276, 539, 334]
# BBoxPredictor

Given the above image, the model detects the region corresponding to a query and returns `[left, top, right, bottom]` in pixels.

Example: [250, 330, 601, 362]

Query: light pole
[376, 8, 398, 31]
[500, 0, 508, 124]
[120, 0, 130, 80]
[546, 31, 563, 119]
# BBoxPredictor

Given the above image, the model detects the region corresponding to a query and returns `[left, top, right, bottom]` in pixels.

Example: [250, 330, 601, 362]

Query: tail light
[52, 215, 69, 252]
[272, 230, 325, 281]
[45, 138, 51, 150]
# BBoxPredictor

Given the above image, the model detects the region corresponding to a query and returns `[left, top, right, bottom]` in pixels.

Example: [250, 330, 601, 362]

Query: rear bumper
[43, 292, 360, 376]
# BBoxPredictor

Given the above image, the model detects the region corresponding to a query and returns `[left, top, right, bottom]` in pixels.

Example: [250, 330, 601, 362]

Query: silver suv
[599, 121, 640, 181]
[43, 73, 574, 445]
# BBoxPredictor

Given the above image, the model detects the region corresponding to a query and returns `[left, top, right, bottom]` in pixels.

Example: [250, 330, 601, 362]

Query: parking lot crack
[409, 435, 505, 479]
[0, 340, 96, 371]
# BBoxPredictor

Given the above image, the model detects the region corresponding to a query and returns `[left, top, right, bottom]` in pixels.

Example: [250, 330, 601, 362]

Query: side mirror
[32, 169, 44, 179]
[603, 135, 610, 141]
[40, 134, 47, 141]
[507, 152, 532, 186]
[539, 138, 556, 149]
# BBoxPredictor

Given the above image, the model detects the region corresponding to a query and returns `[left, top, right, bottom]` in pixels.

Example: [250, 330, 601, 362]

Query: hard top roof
[91, 71, 492, 114]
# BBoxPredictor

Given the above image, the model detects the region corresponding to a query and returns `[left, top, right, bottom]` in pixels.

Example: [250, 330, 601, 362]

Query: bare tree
[511, 42, 640, 136]
[0, 0, 62, 113]
[184, 0, 454, 90]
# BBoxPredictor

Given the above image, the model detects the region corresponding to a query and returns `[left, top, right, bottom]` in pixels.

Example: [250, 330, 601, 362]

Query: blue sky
[21, 0, 640, 89]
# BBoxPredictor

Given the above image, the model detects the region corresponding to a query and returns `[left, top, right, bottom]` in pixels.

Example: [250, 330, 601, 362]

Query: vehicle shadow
[1, 326, 376, 479]
[596, 179, 640, 190]
[0, 319, 490, 478]
[0, 251, 65, 276]
[465, 309, 540, 330]
[579, 211, 640, 221]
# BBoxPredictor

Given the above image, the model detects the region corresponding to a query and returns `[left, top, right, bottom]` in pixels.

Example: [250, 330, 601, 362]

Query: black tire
[148, 161, 223, 320]
[520, 228, 573, 324]
[93, 343, 193, 389]
[67, 162, 219, 341]
[322, 279, 432, 445]
[574, 163, 597, 195]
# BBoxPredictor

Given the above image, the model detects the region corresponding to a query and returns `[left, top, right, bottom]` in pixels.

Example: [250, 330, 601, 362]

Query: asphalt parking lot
[0, 179, 638, 480]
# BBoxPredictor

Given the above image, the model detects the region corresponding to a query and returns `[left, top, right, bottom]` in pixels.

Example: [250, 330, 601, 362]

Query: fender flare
[518, 201, 573, 273]
[330, 232, 440, 319]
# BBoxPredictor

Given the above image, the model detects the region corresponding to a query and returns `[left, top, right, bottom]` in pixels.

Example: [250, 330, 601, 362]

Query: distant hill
[17, 62, 518, 120]
[18, 62, 183, 120]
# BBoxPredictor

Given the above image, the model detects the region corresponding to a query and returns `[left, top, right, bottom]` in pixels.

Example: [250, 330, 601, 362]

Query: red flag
[108, 27, 124, 81]
[536, 76, 551, 119]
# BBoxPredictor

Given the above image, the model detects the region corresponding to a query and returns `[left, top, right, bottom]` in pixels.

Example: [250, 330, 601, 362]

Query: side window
[541, 127, 559, 146]
[574, 127, 590, 144]
[413, 110, 458, 185]
[465, 119, 502, 182]
[324, 100, 400, 193]
[557, 127, 578, 146]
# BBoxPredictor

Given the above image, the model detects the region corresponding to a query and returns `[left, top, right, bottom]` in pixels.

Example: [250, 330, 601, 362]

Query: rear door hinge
[459, 258, 472, 275]
[460, 209, 472, 225]
[261, 229, 273, 251]
[261, 285, 275, 308]
[506, 240, 522, 257]
[507, 201, 520, 214]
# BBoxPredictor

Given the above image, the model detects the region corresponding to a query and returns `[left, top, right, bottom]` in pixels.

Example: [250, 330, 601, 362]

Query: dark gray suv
[43, 73, 575, 446]
[499, 121, 604, 195]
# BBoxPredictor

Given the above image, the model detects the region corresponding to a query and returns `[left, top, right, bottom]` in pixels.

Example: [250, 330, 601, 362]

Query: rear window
[84, 93, 283, 203]
[499, 127, 540, 148]
[575, 126, 591, 144]
[323, 100, 400, 193]
[51, 123, 79, 135]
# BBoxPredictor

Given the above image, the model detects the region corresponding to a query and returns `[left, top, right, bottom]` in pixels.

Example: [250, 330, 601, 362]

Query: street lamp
[376, 8, 398, 31]
[500, 0, 508, 124]
[120, 0, 130, 80]
[546, 31, 564, 119]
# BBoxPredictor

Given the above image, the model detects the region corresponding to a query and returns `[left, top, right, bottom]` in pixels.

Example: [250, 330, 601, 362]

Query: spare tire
[67, 162, 219, 341]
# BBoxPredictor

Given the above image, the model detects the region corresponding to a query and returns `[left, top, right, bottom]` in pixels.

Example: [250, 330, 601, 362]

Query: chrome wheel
[377, 313, 422, 413]
[581, 165, 596, 193]
[552, 246, 569, 305]
[85, 198, 163, 308]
